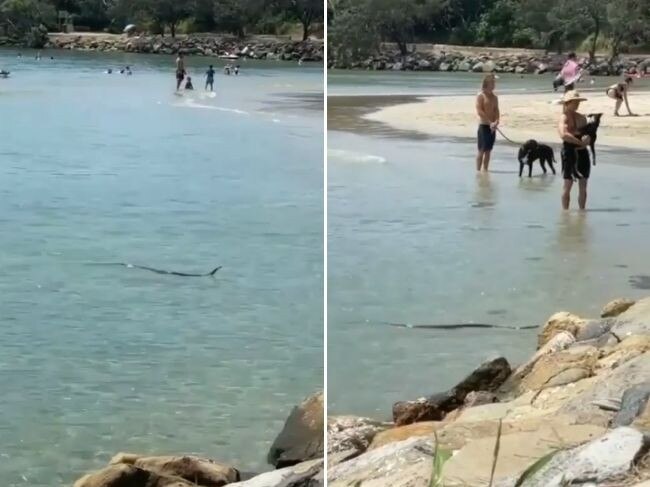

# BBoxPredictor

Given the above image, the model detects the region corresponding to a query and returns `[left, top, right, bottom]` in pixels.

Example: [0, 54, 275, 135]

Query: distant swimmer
[234, 65, 240, 75]
[36, 51, 41, 60]
[176, 52, 186, 91]
[224, 65, 231, 75]
[205, 64, 215, 91]
[0, 70, 10, 78]
[184, 76, 194, 90]
[106, 68, 113, 74]
[125, 66, 132, 75]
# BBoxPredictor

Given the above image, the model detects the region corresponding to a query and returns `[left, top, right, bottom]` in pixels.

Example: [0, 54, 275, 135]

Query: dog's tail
[590, 143, 596, 166]
[208, 266, 222, 276]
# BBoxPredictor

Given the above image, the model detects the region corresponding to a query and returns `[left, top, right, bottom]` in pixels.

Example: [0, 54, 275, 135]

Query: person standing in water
[205, 65, 215, 91]
[184, 76, 194, 90]
[606, 76, 635, 116]
[475, 74, 500, 172]
[558, 91, 592, 210]
[175, 53, 186, 91]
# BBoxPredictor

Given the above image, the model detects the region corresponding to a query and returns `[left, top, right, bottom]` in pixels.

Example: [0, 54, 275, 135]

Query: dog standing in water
[518, 140, 556, 177]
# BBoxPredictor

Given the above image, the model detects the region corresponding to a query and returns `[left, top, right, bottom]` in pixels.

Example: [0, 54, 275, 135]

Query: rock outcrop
[268, 392, 324, 468]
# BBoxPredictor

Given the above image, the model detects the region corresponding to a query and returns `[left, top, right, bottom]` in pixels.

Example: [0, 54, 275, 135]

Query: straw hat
[561, 90, 588, 104]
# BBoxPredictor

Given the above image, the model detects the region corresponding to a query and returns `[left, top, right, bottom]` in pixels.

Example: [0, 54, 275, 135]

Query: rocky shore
[329, 45, 650, 76]
[72, 391, 325, 487]
[0, 33, 323, 62]
[327, 296, 650, 486]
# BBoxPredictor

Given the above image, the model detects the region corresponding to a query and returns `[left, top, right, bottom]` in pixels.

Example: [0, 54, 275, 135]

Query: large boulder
[442, 424, 604, 486]
[327, 437, 435, 487]
[73, 464, 194, 487]
[602, 298, 636, 318]
[109, 454, 239, 486]
[268, 392, 324, 468]
[611, 297, 650, 337]
[538, 312, 586, 348]
[393, 358, 511, 426]
[612, 383, 650, 427]
[327, 416, 390, 456]
[517, 427, 647, 486]
[561, 353, 650, 425]
[227, 459, 323, 487]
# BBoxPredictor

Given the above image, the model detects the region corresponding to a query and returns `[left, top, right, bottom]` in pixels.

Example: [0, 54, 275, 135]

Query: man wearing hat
[558, 90, 592, 210]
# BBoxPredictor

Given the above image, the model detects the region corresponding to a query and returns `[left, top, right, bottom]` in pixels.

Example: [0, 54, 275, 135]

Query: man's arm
[491, 97, 500, 129]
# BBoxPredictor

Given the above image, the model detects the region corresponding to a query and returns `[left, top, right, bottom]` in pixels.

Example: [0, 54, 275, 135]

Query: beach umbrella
[123, 24, 137, 34]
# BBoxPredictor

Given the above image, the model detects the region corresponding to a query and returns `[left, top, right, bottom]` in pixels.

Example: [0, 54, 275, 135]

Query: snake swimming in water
[92, 263, 222, 277]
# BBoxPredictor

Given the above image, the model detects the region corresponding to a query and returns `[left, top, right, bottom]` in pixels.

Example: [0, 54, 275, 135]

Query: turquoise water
[0, 49, 323, 485]
[328, 71, 650, 418]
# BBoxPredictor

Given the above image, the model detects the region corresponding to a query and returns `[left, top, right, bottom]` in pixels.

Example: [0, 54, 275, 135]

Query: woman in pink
[559, 52, 582, 92]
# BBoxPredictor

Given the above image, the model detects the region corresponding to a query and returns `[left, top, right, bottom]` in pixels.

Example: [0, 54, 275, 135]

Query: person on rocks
[475, 74, 500, 172]
[205, 65, 215, 91]
[606, 76, 636, 117]
[558, 91, 592, 210]
[176, 53, 186, 91]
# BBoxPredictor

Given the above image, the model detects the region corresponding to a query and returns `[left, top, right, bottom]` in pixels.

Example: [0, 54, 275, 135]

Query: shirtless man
[175, 53, 186, 91]
[475, 75, 500, 172]
[558, 91, 591, 210]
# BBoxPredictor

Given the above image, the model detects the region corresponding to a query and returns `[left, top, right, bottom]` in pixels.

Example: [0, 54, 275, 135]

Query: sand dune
[365, 90, 650, 151]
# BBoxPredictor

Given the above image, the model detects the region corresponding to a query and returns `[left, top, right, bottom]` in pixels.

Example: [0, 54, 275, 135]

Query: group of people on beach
[475, 52, 642, 211]
[175, 52, 240, 92]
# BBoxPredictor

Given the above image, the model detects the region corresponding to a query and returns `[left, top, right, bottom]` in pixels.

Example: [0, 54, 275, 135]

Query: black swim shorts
[561, 143, 591, 180]
[176, 70, 185, 81]
[477, 124, 496, 152]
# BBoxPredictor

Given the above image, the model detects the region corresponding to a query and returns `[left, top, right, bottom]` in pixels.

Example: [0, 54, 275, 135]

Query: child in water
[184, 76, 194, 90]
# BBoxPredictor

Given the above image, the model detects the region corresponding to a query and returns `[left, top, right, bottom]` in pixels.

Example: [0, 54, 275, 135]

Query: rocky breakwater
[329, 46, 650, 76]
[328, 296, 650, 486]
[73, 391, 324, 487]
[45, 34, 323, 62]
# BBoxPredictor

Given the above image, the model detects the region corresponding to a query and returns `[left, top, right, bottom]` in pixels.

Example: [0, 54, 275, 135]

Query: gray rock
[561, 353, 650, 425]
[515, 66, 526, 74]
[458, 61, 471, 71]
[519, 427, 647, 486]
[327, 416, 391, 456]
[483, 60, 496, 72]
[472, 62, 484, 72]
[228, 459, 323, 487]
[392, 62, 404, 71]
[439, 62, 451, 71]
[327, 437, 435, 487]
[613, 383, 650, 427]
[574, 319, 614, 342]
[610, 297, 650, 337]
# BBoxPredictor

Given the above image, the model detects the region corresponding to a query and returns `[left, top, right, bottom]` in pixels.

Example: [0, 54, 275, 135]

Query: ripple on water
[630, 275, 650, 290]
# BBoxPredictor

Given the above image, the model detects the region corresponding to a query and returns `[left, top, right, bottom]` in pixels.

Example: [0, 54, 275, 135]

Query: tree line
[1, 0, 323, 45]
[329, 0, 650, 63]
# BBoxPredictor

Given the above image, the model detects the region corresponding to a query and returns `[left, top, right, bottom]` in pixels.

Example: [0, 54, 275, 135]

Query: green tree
[288, 0, 323, 40]
[0, 0, 56, 45]
[329, 3, 379, 64]
[606, 0, 650, 63]
[213, 0, 266, 37]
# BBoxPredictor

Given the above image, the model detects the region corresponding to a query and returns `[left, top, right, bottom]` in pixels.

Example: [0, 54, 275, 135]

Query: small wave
[328, 149, 387, 164]
[176, 98, 250, 116]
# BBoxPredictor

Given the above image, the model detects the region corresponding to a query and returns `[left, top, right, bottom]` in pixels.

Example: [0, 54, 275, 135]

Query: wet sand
[360, 90, 650, 150]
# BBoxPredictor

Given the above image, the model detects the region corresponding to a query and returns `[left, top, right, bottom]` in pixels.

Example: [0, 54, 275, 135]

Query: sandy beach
[364, 89, 650, 151]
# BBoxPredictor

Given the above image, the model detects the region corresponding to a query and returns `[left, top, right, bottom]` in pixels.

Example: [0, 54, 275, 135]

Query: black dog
[518, 140, 556, 177]
[577, 113, 602, 166]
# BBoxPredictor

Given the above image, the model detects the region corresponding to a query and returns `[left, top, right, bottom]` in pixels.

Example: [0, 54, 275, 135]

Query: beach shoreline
[360, 89, 650, 151]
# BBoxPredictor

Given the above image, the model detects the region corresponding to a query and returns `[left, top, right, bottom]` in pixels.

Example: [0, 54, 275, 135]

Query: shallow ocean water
[0, 49, 323, 485]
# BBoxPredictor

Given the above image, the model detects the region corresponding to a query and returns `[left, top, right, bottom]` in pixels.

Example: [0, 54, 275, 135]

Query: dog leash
[496, 127, 520, 145]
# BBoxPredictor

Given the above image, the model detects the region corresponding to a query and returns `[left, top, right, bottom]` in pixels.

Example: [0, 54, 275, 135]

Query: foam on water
[328, 149, 387, 164]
